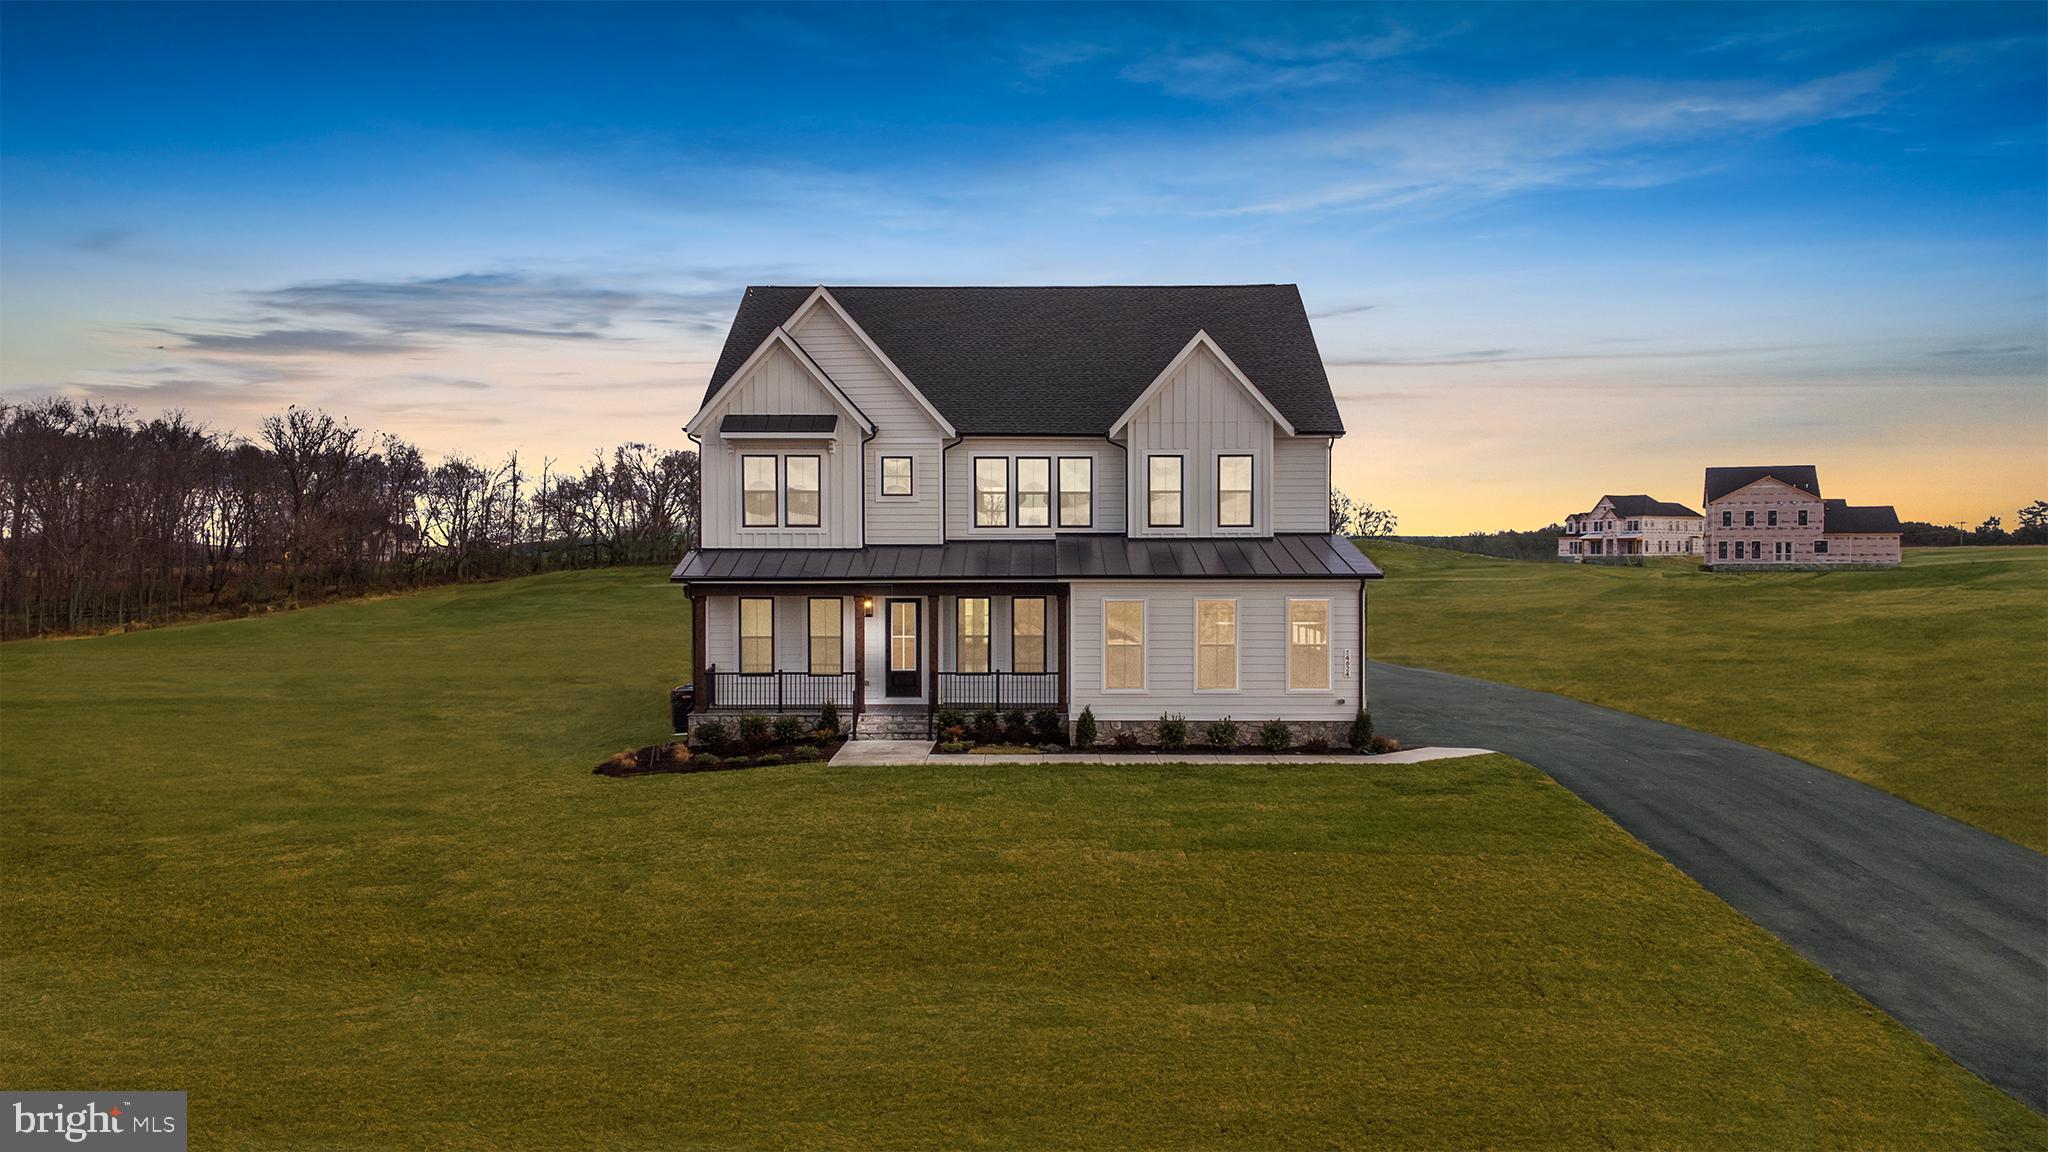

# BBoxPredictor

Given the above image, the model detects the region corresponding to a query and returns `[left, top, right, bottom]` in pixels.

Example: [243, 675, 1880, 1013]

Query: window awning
[719, 414, 838, 436]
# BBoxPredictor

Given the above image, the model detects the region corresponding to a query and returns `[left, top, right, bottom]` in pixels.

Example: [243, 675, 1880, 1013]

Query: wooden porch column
[690, 588, 709, 706]
[927, 592, 941, 731]
[1056, 587, 1070, 716]
[852, 593, 866, 726]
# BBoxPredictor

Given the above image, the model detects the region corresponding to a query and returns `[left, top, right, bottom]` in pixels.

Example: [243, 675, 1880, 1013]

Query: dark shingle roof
[1823, 500, 1902, 533]
[1601, 495, 1701, 518]
[698, 285, 1345, 436]
[1704, 465, 1822, 504]
[672, 534, 1381, 582]
[719, 414, 837, 434]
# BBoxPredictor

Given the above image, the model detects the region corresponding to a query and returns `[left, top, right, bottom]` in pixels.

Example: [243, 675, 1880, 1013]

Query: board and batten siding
[1122, 345, 1277, 538]
[1067, 578, 1365, 722]
[943, 437, 1127, 539]
[789, 302, 946, 545]
[1271, 436, 1333, 532]
[697, 342, 862, 549]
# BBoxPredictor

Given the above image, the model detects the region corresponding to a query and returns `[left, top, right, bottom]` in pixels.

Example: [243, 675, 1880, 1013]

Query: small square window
[880, 456, 912, 496]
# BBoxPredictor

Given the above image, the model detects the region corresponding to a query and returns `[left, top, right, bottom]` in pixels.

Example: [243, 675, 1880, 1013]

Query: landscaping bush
[935, 739, 971, 754]
[693, 718, 731, 752]
[1073, 706, 1097, 749]
[1031, 708, 1065, 746]
[1004, 709, 1031, 744]
[1156, 712, 1188, 750]
[1302, 735, 1331, 754]
[1348, 708, 1374, 752]
[1110, 730, 1142, 750]
[1258, 719, 1293, 752]
[935, 707, 966, 734]
[1370, 734, 1403, 754]
[693, 752, 723, 767]
[1205, 717, 1239, 749]
[789, 744, 818, 762]
[972, 708, 1001, 745]
[817, 700, 841, 736]
[772, 714, 806, 745]
[738, 713, 772, 750]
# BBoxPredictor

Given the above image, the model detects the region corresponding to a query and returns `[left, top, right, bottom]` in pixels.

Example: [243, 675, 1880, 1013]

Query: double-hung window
[958, 598, 991, 673]
[880, 455, 913, 496]
[1103, 600, 1144, 690]
[1217, 455, 1253, 528]
[742, 456, 778, 527]
[1012, 598, 1046, 673]
[1287, 599, 1330, 691]
[739, 597, 774, 674]
[1147, 456, 1183, 528]
[1797, 509, 1808, 527]
[974, 458, 1008, 527]
[1017, 458, 1051, 527]
[1058, 457, 1092, 527]
[784, 456, 821, 527]
[1745, 511, 1756, 527]
[1767, 510, 1778, 527]
[808, 598, 842, 674]
[1196, 599, 1237, 691]
[1718, 540, 1728, 560]
[1722, 511, 1733, 527]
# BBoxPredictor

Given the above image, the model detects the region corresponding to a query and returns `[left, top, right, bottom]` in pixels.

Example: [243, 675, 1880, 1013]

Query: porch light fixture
[861, 596, 875, 617]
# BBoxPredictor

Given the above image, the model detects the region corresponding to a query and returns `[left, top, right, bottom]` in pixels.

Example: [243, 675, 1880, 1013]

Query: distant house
[672, 284, 1381, 742]
[1557, 495, 1703, 561]
[1701, 466, 1902, 569]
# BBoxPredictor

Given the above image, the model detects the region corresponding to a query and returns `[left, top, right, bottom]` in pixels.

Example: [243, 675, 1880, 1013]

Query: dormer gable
[1111, 331, 1296, 439]
[684, 327, 873, 440]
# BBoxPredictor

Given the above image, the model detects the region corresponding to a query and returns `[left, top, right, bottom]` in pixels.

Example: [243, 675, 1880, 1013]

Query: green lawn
[4, 568, 2043, 1148]
[1360, 542, 2048, 853]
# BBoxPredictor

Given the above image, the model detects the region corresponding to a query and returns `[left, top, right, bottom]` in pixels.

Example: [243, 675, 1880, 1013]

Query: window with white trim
[1147, 456, 1183, 528]
[880, 455, 912, 496]
[1059, 457, 1092, 528]
[1104, 600, 1144, 690]
[740, 597, 774, 674]
[1012, 597, 1046, 673]
[1017, 457, 1050, 527]
[1196, 599, 1237, 691]
[742, 456, 777, 527]
[1287, 598, 1330, 691]
[1217, 455, 1253, 528]
[959, 597, 991, 674]
[808, 598, 842, 674]
[974, 458, 1008, 527]
[784, 455, 821, 527]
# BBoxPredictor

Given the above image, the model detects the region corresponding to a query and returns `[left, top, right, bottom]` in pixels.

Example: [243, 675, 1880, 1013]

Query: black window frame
[1798, 509, 1808, 527]
[879, 454, 914, 497]
[1722, 511, 1733, 527]
[1814, 539, 1829, 554]
[1717, 540, 1728, 560]
[782, 454, 823, 528]
[1147, 453, 1185, 529]
[1216, 453, 1255, 528]
[740, 454, 779, 528]
[972, 456, 1009, 528]
[1767, 510, 1778, 527]
[1016, 456, 1052, 528]
[1057, 456, 1093, 529]
[1744, 510, 1755, 527]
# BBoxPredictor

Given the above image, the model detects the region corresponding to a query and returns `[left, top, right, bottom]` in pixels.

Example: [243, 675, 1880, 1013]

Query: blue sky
[3, 1, 2042, 531]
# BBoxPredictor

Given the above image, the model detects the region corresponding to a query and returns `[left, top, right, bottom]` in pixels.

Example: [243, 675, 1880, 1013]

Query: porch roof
[672, 534, 1383, 584]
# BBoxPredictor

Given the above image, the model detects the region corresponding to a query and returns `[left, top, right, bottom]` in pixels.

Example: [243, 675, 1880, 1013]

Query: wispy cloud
[1119, 26, 1419, 99]
[249, 271, 723, 341]
[175, 328, 420, 356]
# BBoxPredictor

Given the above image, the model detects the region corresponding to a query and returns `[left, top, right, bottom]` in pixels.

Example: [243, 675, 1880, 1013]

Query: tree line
[0, 399, 699, 638]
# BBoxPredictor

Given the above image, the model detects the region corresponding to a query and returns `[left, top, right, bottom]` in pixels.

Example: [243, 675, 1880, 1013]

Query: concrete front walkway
[827, 741, 1495, 768]
[1368, 659, 2048, 1115]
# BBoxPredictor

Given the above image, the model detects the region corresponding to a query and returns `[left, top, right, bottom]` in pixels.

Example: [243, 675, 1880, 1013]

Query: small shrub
[738, 713, 772, 750]
[1031, 708, 1065, 746]
[1038, 743, 1064, 753]
[1258, 719, 1292, 752]
[1110, 730, 1142, 750]
[694, 718, 731, 752]
[936, 707, 966, 733]
[694, 752, 724, 767]
[1348, 708, 1374, 752]
[817, 700, 841, 736]
[789, 743, 819, 761]
[772, 714, 806, 745]
[972, 708, 1001, 745]
[936, 739, 971, 754]
[1074, 706, 1098, 749]
[1370, 734, 1402, 754]
[1302, 735, 1331, 754]
[1156, 712, 1188, 750]
[1004, 709, 1031, 744]
[1205, 717, 1240, 749]
[943, 724, 966, 741]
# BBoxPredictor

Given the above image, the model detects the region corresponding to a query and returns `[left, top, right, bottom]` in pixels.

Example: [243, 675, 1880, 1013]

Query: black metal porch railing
[935, 672, 1061, 711]
[707, 669, 856, 712]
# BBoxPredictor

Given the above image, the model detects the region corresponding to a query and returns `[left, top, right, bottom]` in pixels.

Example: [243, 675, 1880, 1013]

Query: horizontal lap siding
[791, 305, 945, 545]
[700, 343, 861, 548]
[944, 437, 1127, 539]
[1272, 437, 1332, 532]
[1067, 579, 1364, 721]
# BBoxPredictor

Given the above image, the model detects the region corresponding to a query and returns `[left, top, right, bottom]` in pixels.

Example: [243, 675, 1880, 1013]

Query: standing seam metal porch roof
[671, 534, 1383, 582]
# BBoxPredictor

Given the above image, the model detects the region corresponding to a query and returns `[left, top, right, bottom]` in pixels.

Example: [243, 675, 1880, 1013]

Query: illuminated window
[1217, 455, 1253, 527]
[739, 598, 774, 674]
[742, 456, 777, 527]
[1058, 457, 1092, 527]
[959, 598, 991, 673]
[1017, 458, 1050, 527]
[974, 458, 1008, 527]
[1012, 598, 1046, 673]
[1104, 600, 1144, 690]
[808, 598, 842, 675]
[1196, 599, 1237, 690]
[880, 456, 912, 496]
[784, 456, 821, 527]
[1147, 456, 1182, 528]
[1287, 599, 1330, 691]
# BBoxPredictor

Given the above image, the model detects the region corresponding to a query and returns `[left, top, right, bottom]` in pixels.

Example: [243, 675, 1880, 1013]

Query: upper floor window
[1744, 511, 1756, 527]
[1147, 455, 1183, 528]
[1217, 455, 1253, 528]
[1767, 510, 1778, 527]
[739, 597, 774, 673]
[742, 456, 778, 527]
[1628, 520, 1639, 531]
[959, 597, 991, 672]
[1722, 511, 1733, 527]
[1798, 509, 1808, 527]
[880, 455, 913, 497]
[1287, 599, 1330, 691]
[1013, 597, 1046, 673]
[784, 456, 821, 527]
[1059, 457, 1093, 528]
[1017, 458, 1051, 527]
[974, 458, 1008, 527]
[808, 598, 842, 675]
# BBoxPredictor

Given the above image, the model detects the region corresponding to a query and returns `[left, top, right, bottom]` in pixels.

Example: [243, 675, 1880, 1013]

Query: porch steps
[856, 711, 931, 741]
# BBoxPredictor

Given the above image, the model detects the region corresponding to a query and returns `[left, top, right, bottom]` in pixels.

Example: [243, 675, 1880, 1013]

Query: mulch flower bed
[592, 735, 848, 777]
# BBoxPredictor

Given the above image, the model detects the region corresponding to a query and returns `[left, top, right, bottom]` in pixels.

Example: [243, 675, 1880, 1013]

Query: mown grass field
[4, 568, 2043, 1148]
[1359, 543, 2048, 853]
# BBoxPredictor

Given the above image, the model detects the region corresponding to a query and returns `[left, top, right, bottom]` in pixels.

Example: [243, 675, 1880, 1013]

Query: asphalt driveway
[1369, 660, 2048, 1114]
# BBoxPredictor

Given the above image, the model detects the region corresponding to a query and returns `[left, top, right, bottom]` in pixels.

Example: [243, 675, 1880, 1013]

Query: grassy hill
[1359, 542, 2048, 852]
[4, 568, 2043, 1147]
